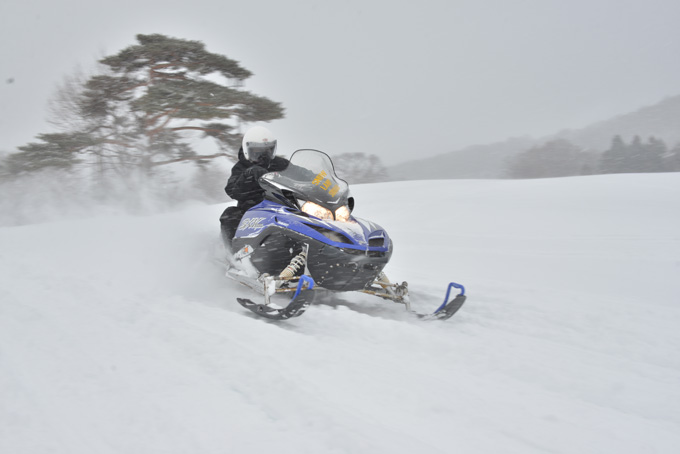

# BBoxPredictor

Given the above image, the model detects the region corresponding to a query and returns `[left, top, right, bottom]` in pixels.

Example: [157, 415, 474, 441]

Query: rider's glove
[245, 165, 267, 181]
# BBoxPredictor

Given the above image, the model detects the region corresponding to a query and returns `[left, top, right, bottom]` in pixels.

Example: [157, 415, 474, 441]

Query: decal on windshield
[311, 171, 327, 185]
[312, 170, 341, 197]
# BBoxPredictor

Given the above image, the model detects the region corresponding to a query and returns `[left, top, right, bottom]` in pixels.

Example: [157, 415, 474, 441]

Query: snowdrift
[1, 173, 679, 453]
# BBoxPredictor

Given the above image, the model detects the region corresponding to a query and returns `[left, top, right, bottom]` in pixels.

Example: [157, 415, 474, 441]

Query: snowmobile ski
[236, 275, 315, 320]
[360, 276, 467, 320]
[420, 282, 467, 320]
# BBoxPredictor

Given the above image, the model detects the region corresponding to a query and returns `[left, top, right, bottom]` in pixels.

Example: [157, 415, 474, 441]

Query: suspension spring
[279, 251, 308, 278]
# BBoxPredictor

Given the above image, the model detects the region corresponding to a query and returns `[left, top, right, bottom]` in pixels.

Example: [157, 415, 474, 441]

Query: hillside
[548, 94, 680, 150]
[2, 174, 680, 453]
[387, 137, 535, 181]
[387, 94, 680, 180]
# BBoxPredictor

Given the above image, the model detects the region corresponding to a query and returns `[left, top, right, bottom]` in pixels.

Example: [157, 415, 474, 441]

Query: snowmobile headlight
[301, 201, 353, 222]
[301, 201, 333, 220]
[335, 205, 351, 222]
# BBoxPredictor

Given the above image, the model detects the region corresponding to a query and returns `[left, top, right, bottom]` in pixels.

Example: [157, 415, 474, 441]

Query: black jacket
[225, 148, 289, 212]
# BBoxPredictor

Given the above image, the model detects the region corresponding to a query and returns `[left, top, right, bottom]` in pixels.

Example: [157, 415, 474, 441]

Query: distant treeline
[506, 136, 680, 179]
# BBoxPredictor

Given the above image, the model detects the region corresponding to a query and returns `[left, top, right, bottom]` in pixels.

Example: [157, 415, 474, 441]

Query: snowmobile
[225, 149, 466, 320]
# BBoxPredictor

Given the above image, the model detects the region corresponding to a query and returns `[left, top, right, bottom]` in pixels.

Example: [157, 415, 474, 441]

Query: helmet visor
[246, 141, 277, 162]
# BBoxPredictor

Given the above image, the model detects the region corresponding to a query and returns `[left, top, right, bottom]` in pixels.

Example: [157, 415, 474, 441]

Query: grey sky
[2, 0, 679, 164]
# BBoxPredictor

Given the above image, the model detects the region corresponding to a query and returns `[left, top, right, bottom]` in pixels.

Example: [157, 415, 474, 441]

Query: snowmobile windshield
[260, 149, 351, 214]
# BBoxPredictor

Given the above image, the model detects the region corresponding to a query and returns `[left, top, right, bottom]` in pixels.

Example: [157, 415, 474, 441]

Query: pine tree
[600, 135, 628, 173]
[8, 34, 284, 175]
[626, 135, 645, 173]
[644, 137, 666, 172]
[667, 142, 680, 171]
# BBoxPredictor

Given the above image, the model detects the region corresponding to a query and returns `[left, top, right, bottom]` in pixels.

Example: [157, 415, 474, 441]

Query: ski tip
[433, 294, 467, 320]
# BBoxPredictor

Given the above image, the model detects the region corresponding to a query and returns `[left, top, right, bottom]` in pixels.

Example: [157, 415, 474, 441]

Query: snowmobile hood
[237, 200, 391, 253]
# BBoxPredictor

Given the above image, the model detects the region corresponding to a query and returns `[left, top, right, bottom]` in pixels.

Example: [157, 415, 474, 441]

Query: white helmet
[242, 126, 277, 163]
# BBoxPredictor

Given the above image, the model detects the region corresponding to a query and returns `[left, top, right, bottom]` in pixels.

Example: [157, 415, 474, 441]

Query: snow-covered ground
[1, 173, 679, 453]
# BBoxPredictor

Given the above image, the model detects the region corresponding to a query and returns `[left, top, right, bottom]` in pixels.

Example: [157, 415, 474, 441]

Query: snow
[1, 173, 680, 453]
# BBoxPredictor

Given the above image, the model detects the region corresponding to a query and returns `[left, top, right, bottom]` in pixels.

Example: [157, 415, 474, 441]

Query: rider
[219, 126, 289, 251]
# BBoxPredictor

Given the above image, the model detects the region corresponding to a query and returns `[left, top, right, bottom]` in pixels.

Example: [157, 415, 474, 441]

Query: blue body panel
[234, 200, 391, 254]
